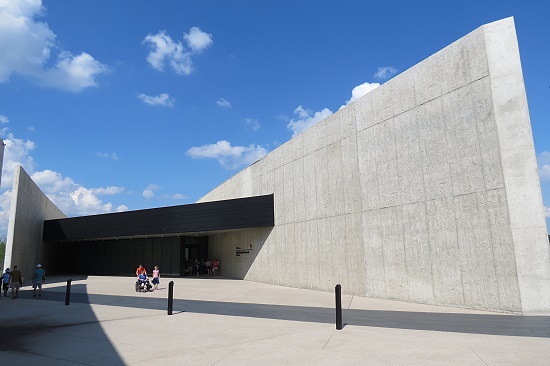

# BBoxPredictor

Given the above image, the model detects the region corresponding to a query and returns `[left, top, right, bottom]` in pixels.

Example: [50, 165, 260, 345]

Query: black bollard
[65, 278, 72, 305]
[335, 284, 342, 330]
[167, 280, 174, 315]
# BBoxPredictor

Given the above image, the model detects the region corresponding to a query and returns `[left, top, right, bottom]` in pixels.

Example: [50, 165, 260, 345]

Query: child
[152, 266, 160, 290]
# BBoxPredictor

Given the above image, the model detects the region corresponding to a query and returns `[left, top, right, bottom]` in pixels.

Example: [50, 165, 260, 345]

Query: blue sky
[0, 0, 549, 237]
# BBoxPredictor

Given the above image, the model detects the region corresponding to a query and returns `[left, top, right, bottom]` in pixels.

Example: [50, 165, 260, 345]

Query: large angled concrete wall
[4, 165, 66, 280]
[200, 17, 550, 314]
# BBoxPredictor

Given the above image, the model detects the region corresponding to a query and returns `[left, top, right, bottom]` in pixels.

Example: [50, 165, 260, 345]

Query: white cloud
[143, 31, 191, 74]
[93, 186, 125, 195]
[538, 151, 550, 182]
[216, 98, 231, 108]
[28, 170, 125, 216]
[544, 206, 550, 218]
[143, 184, 159, 199]
[96, 151, 121, 160]
[138, 93, 174, 107]
[0, 128, 127, 235]
[116, 205, 128, 212]
[171, 193, 187, 200]
[0, 1, 107, 91]
[538, 151, 550, 166]
[245, 118, 260, 131]
[0, 115, 8, 124]
[1, 132, 37, 188]
[39, 51, 108, 91]
[186, 140, 268, 170]
[287, 105, 333, 137]
[288, 77, 383, 136]
[183, 27, 213, 53]
[143, 27, 212, 76]
[374, 66, 398, 80]
[341, 81, 380, 108]
[0, 0, 53, 82]
[69, 187, 112, 212]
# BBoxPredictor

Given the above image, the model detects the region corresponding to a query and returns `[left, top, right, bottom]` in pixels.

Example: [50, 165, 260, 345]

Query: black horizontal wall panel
[47, 236, 185, 276]
[44, 194, 274, 241]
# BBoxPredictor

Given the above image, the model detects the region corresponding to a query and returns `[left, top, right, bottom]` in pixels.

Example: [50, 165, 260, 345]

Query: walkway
[1, 276, 549, 365]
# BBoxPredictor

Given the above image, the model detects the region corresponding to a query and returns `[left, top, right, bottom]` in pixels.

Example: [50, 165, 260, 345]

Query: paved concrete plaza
[1, 275, 550, 365]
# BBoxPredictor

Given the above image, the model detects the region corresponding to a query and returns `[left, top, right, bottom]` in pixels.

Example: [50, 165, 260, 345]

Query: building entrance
[181, 236, 208, 276]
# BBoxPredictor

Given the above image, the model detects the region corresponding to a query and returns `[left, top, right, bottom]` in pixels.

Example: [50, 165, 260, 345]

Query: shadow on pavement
[36, 283, 550, 339]
[0, 283, 125, 365]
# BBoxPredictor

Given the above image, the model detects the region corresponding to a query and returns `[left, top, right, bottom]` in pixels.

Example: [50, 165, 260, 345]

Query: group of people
[192, 258, 219, 277]
[135, 264, 160, 291]
[1, 264, 46, 299]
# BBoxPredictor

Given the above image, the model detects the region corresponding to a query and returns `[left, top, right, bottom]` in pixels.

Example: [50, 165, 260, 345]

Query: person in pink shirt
[212, 259, 220, 276]
[152, 266, 160, 290]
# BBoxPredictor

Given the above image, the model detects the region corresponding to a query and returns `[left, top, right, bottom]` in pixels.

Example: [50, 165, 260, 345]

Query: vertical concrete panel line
[471, 30, 510, 312]
[482, 193, 498, 309]
[413, 106, 435, 301]
[301, 156, 309, 285]
[469, 62, 503, 310]
[452, 198, 467, 307]
[329, 218, 336, 289]
[470, 81, 490, 194]
[439, 85, 468, 306]
[276, 167, 283, 282]
[470, 75, 503, 309]
[367, 128, 383, 294]
[291, 223, 298, 285]
[312, 151, 322, 289]
[341, 215, 349, 291]
[391, 118, 409, 300]
[414, 107, 428, 201]
[369, 128, 381, 210]
[400, 205, 410, 301]
[304, 221, 309, 289]
[351, 111, 368, 289]
[380, 213, 387, 299]
[422, 200, 437, 301]
[481, 191, 502, 309]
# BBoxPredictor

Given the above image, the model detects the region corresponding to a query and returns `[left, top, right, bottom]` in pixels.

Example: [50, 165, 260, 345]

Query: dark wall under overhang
[46, 236, 209, 276]
[42, 194, 273, 276]
[43, 194, 274, 241]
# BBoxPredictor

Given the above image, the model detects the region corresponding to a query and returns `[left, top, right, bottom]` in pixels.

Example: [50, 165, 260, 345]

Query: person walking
[32, 264, 46, 297]
[1, 268, 10, 297]
[9, 265, 23, 299]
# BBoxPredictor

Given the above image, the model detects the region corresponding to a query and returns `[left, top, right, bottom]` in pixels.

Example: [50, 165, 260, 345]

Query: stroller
[135, 275, 152, 293]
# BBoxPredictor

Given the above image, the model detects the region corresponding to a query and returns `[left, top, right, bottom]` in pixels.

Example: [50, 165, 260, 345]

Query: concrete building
[3, 17, 549, 314]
